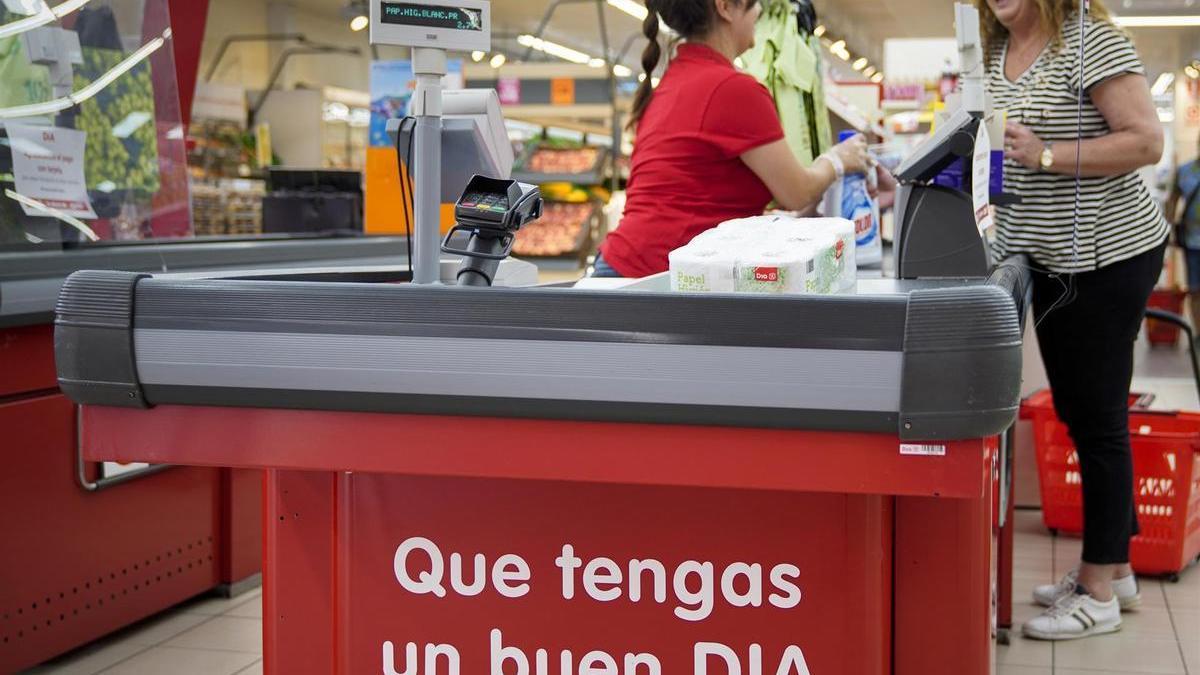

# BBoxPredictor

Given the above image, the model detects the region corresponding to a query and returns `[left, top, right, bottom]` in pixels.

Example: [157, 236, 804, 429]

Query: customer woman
[593, 0, 872, 278]
[979, 0, 1168, 641]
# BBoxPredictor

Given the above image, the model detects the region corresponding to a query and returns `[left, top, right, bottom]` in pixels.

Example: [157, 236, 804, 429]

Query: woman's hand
[832, 134, 872, 174]
[1004, 121, 1046, 172]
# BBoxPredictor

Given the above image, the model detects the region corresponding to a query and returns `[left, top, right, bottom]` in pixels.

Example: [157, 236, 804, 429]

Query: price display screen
[380, 2, 483, 31]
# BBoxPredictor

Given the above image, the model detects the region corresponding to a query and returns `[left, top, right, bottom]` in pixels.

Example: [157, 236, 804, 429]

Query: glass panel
[0, 0, 190, 250]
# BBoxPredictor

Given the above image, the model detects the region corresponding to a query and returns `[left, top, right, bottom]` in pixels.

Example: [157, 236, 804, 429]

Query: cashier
[592, 0, 872, 278]
[980, 0, 1167, 642]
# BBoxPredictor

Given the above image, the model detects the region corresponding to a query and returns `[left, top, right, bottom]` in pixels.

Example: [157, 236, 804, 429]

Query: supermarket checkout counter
[0, 236, 531, 673]
[52, 254, 1028, 675]
[48, 3, 1025, 668]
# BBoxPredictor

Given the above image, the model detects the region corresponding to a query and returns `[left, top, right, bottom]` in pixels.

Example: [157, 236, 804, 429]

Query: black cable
[394, 116, 417, 278]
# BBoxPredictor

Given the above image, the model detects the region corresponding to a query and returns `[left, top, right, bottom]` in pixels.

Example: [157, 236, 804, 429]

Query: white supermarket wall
[201, 0, 381, 94]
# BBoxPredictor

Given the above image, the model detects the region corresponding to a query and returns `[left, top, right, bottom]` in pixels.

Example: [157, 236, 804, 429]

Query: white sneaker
[1023, 588, 1122, 641]
[1033, 568, 1141, 610]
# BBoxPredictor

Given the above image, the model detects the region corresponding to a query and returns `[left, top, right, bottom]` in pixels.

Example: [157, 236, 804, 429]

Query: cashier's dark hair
[628, 0, 750, 130]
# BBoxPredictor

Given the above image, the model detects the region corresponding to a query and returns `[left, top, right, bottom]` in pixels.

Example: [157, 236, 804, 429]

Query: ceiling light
[651, 77, 660, 87]
[870, 72, 884, 84]
[112, 111, 152, 138]
[863, 66, 876, 77]
[830, 39, 845, 52]
[517, 34, 592, 65]
[1113, 15, 1200, 27]
[813, 25, 826, 37]
[589, 58, 606, 68]
[1185, 65, 1200, 80]
[852, 57, 868, 71]
[606, 0, 648, 21]
[1150, 72, 1175, 96]
[836, 48, 851, 61]
[734, 57, 745, 69]
[349, 15, 368, 31]
[613, 64, 633, 77]
[471, 50, 486, 62]
[638, 73, 646, 82]
[490, 53, 506, 68]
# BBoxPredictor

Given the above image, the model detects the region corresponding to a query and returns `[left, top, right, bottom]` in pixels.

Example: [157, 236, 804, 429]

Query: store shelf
[511, 144, 610, 186]
[513, 200, 598, 260]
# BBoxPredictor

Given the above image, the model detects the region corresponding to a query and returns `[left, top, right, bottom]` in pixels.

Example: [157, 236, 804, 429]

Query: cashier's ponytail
[628, 2, 662, 131]
[627, 0, 749, 131]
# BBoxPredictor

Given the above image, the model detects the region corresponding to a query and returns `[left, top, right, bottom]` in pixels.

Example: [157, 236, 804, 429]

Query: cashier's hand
[832, 134, 872, 175]
[1004, 121, 1046, 172]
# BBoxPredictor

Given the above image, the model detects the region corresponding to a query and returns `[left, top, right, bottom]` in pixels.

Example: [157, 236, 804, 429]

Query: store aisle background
[22, 336, 1200, 675]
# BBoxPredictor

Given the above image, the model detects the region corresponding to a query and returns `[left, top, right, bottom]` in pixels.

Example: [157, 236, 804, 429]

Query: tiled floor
[998, 509, 1200, 675]
[24, 511, 1198, 674]
[23, 590, 264, 675]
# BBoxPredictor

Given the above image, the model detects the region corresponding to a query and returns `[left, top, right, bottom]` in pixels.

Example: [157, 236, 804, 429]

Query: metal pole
[411, 47, 447, 285]
[595, 0, 621, 197]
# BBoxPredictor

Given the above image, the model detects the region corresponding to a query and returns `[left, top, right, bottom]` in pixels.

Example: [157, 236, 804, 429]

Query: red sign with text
[336, 476, 892, 674]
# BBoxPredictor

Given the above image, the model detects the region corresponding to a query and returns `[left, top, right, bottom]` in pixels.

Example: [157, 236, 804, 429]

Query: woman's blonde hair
[975, 0, 1118, 62]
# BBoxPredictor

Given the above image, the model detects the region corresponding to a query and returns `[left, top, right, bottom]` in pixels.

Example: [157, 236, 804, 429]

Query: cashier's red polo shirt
[600, 43, 785, 278]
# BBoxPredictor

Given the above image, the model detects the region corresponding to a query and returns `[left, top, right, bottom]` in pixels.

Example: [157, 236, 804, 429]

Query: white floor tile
[1115, 607, 1182, 639]
[996, 635, 1052, 667]
[1053, 635, 1186, 674]
[995, 666, 1050, 675]
[164, 617, 263, 654]
[109, 609, 212, 647]
[97, 646, 258, 675]
[233, 660, 263, 675]
[224, 596, 262, 619]
[21, 640, 146, 675]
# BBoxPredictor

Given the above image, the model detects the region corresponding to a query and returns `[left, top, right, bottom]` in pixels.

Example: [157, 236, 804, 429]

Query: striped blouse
[987, 15, 1168, 273]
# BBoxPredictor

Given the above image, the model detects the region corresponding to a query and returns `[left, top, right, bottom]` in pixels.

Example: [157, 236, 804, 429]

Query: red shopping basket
[1146, 288, 1187, 347]
[1023, 307, 1200, 576]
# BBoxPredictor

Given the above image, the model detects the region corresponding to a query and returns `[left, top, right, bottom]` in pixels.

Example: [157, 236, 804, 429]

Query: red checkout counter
[0, 237, 422, 672]
[52, 260, 1029, 674]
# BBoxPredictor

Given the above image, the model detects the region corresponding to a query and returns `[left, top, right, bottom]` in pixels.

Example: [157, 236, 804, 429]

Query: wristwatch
[1039, 142, 1055, 172]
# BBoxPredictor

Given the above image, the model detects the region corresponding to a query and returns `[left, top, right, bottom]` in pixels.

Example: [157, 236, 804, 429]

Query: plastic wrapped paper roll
[734, 248, 815, 294]
[669, 246, 738, 293]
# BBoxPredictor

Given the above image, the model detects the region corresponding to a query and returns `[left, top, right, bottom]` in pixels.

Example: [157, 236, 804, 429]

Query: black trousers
[1032, 241, 1166, 565]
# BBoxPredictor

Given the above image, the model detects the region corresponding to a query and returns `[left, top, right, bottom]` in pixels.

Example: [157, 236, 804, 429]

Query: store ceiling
[278, 0, 1200, 75]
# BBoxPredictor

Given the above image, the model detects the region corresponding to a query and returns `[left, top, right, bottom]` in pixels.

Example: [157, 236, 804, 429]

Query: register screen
[380, 2, 483, 31]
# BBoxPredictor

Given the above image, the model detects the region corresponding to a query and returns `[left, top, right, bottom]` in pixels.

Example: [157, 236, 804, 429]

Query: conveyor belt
[55, 262, 1029, 441]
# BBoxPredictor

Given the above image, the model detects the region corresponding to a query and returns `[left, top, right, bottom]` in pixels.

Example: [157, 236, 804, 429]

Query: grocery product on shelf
[527, 146, 601, 175]
[513, 201, 595, 258]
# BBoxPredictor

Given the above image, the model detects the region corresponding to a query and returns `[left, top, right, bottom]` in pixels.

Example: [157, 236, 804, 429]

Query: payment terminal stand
[370, 0, 493, 285]
[891, 3, 991, 280]
[442, 175, 543, 286]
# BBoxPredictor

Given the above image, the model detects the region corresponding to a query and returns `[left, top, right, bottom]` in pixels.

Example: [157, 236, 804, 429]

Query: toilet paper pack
[669, 246, 739, 292]
[669, 216, 857, 295]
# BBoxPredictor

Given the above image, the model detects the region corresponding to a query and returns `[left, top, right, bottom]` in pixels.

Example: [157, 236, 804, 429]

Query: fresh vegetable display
[525, 147, 600, 175]
[513, 202, 594, 257]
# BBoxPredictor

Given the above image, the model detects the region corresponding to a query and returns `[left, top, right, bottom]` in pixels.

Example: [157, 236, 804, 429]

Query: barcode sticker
[900, 444, 947, 457]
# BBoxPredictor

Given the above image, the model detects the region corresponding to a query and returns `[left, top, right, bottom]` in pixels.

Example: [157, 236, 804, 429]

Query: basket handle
[1145, 308, 1200, 407]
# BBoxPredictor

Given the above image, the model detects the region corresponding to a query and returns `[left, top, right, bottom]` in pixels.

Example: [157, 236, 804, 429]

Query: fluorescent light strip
[606, 0, 648, 21]
[518, 34, 592, 65]
[0, 30, 168, 119]
[1113, 15, 1200, 27]
[5, 189, 99, 241]
[0, 0, 94, 40]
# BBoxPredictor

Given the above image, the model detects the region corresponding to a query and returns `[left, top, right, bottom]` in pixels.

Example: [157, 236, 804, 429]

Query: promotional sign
[7, 123, 97, 219]
[497, 76, 521, 105]
[365, 59, 463, 234]
[550, 77, 576, 106]
[368, 59, 464, 149]
[335, 476, 891, 674]
[972, 124, 993, 232]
